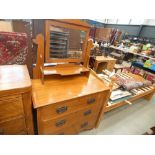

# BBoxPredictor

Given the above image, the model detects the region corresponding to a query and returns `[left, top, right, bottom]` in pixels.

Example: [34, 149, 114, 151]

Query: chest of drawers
[0, 65, 34, 135]
[32, 71, 110, 135]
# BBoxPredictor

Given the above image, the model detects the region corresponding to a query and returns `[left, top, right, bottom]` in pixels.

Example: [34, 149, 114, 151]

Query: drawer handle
[55, 120, 66, 127]
[56, 106, 68, 114]
[0, 128, 4, 135]
[87, 98, 95, 104]
[84, 110, 92, 116]
[81, 122, 88, 128]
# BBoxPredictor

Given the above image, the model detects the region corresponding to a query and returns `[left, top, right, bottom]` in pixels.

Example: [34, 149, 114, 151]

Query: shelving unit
[50, 31, 69, 58]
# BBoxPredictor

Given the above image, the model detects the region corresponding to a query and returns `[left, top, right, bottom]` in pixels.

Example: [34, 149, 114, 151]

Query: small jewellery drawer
[40, 113, 77, 134]
[0, 95, 24, 121]
[39, 93, 101, 120]
[0, 116, 27, 135]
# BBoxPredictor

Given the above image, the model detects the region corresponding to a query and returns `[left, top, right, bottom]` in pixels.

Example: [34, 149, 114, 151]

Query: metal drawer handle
[81, 122, 88, 128]
[84, 110, 92, 116]
[87, 98, 96, 104]
[55, 120, 66, 127]
[56, 106, 68, 114]
[0, 128, 4, 135]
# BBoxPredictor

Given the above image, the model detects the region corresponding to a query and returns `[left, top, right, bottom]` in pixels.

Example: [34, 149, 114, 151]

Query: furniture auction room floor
[80, 95, 155, 135]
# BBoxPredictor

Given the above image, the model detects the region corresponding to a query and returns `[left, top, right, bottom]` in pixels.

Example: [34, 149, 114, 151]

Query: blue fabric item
[131, 61, 155, 73]
[150, 64, 155, 71]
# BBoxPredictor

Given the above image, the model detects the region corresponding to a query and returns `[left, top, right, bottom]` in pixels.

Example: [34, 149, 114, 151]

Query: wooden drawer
[39, 93, 101, 120]
[40, 112, 77, 134]
[75, 107, 99, 132]
[44, 125, 78, 135]
[0, 116, 27, 135]
[76, 104, 101, 121]
[0, 95, 24, 122]
[75, 117, 97, 133]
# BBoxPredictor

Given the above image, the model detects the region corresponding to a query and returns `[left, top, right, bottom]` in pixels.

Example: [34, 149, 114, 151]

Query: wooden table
[93, 56, 116, 73]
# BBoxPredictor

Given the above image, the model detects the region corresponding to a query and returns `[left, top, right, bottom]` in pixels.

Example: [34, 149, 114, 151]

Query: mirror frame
[45, 20, 90, 63]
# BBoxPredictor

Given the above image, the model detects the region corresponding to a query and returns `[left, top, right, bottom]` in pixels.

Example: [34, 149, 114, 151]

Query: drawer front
[75, 117, 97, 133]
[0, 116, 27, 135]
[40, 112, 77, 134]
[0, 95, 24, 122]
[40, 93, 101, 120]
[77, 104, 101, 121]
[43, 125, 78, 135]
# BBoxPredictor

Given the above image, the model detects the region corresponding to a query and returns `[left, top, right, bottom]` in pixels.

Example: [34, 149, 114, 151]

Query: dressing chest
[32, 19, 110, 134]
[32, 71, 110, 134]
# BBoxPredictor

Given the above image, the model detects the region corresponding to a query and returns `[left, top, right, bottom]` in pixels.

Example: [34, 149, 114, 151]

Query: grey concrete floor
[80, 95, 155, 135]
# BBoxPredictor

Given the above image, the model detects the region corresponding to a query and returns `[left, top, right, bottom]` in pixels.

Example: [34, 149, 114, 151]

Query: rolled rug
[122, 81, 143, 90]
[143, 80, 152, 87]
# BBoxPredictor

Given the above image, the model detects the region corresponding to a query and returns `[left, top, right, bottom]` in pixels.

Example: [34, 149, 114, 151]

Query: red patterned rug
[0, 31, 28, 65]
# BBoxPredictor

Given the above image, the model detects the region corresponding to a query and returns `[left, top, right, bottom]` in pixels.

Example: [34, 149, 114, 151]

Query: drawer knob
[81, 122, 88, 128]
[55, 120, 66, 127]
[84, 110, 92, 116]
[87, 98, 95, 104]
[56, 106, 68, 114]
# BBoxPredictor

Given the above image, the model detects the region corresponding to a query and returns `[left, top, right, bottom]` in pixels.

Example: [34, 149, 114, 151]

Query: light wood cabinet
[0, 65, 34, 135]
[94, 56, 116, 73]
[32, 71, 110, 135]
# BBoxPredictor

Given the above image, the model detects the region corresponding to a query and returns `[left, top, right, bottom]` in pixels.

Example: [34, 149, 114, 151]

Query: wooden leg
[93, 62, 99, 72]
[144, 92, 154, 101]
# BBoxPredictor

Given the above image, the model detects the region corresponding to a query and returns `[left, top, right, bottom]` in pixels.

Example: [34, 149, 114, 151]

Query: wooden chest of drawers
[0, 65, 34, 135]
[32, 71, 110, 135]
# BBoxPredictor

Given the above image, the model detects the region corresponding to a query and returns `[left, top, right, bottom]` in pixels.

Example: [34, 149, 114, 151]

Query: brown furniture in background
[95, 28, 112, 42]
[93, 56, 116, 73]
[0, 65, 34, 135]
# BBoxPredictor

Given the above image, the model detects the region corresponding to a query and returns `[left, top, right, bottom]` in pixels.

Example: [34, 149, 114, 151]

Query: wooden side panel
[95, 90, 111, 128]
[0, 95, 24, 122]
[22, 92, 34, 135]
[0, 116, 27, 135]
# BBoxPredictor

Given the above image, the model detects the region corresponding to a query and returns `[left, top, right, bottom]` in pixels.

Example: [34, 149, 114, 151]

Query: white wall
[93, 19, 155, 26]
[143, 19, 155, 26]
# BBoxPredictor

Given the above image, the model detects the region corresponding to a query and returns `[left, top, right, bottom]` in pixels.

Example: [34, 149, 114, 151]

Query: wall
[104, 24, 140, 36]
[86, 19, 155, 43]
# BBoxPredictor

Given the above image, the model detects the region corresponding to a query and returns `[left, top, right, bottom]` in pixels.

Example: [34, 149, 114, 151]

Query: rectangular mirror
[45, 20, 89, 63]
